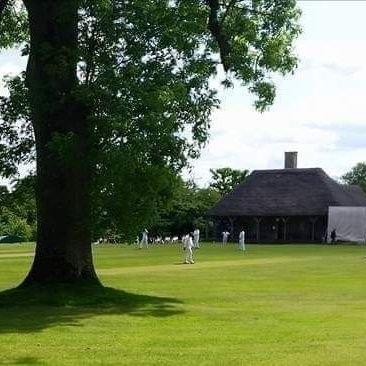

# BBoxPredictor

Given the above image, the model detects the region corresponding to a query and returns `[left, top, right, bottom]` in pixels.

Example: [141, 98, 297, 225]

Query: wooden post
[310, 217, 318, 241]
[228, 217, 235, 237]
[282, 217, 289, 241]
[254, 217, 262, 242]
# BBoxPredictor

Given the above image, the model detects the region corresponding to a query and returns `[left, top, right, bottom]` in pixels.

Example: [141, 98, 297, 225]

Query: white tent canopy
[327, 206, 366, 243]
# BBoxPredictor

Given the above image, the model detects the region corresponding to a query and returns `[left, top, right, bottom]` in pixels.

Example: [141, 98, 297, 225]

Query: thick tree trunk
[21, 0, 99, 285]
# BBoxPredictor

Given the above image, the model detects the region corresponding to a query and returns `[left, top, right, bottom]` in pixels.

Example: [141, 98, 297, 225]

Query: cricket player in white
[193, 228, 200, 248]
[139, 229, 149, 249]
[239, 230, 246, 251]
[183, 234, 195, 264]
[222, 231, 230, 245]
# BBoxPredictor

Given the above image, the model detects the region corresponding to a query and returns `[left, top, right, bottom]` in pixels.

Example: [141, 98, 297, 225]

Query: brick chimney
[284, 152, 297, 169]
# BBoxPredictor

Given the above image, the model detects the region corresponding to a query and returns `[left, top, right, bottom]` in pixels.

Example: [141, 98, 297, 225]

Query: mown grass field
[0, 243, 366, 365]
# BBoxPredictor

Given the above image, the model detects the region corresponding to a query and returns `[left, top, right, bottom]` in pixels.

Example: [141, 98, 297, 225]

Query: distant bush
[0, 208, 34, 241]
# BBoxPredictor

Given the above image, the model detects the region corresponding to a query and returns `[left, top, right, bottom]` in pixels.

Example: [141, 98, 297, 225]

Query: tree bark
[21, 0, 99, 285]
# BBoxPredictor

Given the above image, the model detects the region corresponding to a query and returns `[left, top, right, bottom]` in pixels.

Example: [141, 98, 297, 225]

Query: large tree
[0, 0, 301, 285]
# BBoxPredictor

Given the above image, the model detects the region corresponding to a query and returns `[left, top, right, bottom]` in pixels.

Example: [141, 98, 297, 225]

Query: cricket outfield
[0, 243, 365, 365]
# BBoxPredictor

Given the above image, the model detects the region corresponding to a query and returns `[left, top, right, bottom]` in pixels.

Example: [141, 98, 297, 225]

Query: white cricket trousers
[193, 237, 200, 248]
[184, 247, 193, 263]
[140, 239, 148, 249]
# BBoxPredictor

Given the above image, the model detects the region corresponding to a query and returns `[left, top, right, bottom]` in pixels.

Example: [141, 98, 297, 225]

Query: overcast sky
[1, 1, 366, 186]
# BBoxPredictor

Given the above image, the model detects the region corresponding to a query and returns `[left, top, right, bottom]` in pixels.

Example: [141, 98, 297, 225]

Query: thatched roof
[209, 168, 366, 217]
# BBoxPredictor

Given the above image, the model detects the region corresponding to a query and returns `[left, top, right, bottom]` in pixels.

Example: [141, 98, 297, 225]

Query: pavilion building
[208, 152, 366, 243]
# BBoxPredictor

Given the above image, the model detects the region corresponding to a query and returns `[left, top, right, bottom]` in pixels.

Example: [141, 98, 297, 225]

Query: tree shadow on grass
[0, 284, 184, 334]
[0, 357, 45, 365]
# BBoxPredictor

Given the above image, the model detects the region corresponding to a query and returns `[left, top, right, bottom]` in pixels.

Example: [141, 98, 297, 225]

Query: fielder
[222, 231, 230, 245]
[193, 228, 200, 248]
[239, 230, 246, 251]
[183, 234, 195, 264]
[139, 228, 149, 249]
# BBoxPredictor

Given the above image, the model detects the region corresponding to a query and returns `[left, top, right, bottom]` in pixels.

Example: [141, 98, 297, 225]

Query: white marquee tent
[328, 206, 366, 243]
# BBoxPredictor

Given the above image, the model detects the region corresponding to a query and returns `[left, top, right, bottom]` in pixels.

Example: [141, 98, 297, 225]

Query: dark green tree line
[0, 175, 36, 240]
[151, 179, 220, 238]
[209, 167, 250, 195]
[342, 162, 366, 192]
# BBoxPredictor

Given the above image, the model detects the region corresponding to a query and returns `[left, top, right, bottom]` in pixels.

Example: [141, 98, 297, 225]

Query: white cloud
[190, 2, 366, 186]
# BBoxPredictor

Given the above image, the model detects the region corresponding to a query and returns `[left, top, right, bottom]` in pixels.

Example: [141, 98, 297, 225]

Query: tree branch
[0, 0, 9, 23]
[220, 0, 238, 27]
[85, 26, 97, 85]
[205, 0, 231, 72]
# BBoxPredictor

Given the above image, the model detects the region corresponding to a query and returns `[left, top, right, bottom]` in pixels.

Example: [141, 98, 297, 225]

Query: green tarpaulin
[0, 235, 23, 243]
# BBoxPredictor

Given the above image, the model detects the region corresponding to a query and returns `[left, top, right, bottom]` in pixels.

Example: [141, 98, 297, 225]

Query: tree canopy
[209, 167, 250, 195]
[151, 179, 220, 237]
[342, 162, 366, 192]
[1, 0, 301, 171]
